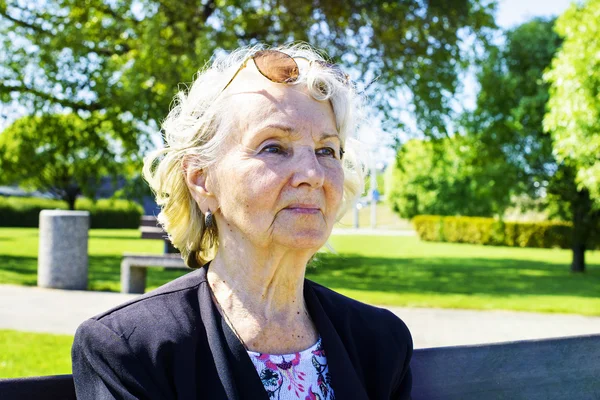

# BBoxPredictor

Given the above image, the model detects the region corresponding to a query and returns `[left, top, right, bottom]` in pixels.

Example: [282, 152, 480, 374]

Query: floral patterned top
[247, 337, 334, 400]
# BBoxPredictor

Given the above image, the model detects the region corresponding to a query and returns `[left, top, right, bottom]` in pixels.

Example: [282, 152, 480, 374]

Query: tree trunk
[571, 243, 585, 273]
[66, 196, 76, 211]
[62, 185, 81, 211]
[570, 188, 592, 273]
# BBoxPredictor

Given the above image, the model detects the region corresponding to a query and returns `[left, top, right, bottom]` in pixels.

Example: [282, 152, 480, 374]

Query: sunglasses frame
[219, 50, 349, 96]
[218, 50, 348, 159]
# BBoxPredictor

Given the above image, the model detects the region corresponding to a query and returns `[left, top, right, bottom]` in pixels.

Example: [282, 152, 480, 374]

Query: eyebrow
[253, 124, 340, 142]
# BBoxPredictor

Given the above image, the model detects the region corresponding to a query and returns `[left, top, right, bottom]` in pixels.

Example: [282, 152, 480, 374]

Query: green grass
[0, 228, 189, 292]
[318, 236, 600, 315]
[1, 227, 599, 315]
[0, 330, 73, 378]
[1, 229, 600, 378]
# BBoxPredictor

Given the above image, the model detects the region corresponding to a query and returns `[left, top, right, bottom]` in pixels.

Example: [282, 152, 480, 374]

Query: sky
[496, 0, 575, 29]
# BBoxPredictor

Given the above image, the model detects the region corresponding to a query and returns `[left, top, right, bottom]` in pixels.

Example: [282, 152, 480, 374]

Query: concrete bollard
[38, 210, 90, 290]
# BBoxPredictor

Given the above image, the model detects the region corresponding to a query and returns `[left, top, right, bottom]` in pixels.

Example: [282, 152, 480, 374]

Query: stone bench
[121, 253, 187, 294]
[2, 334, 598, 399]
[120, 215, 187, 294]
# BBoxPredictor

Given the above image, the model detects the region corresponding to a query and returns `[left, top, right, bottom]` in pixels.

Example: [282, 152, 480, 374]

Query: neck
[206, 236, 319, 353]
[208, 243, 314, 318]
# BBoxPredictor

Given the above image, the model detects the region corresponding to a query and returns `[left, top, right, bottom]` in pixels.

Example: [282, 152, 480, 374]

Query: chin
[277, 229, 331, 250]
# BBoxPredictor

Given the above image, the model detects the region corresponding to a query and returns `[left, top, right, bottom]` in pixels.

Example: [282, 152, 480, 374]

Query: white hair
[142, 43, 365, 267]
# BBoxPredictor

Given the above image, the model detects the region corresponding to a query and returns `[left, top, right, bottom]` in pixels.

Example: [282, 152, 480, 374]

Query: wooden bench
[2, 334, 598, 399]
[139, 215, 179, 254]
[120, 216, 187, 294]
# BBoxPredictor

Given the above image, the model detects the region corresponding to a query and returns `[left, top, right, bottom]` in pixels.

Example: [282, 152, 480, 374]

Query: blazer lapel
[198, 281, 241, 400]
[221, 318, 271, 399]
[198, 267, 268, 400]
[304, 282, 370, 400]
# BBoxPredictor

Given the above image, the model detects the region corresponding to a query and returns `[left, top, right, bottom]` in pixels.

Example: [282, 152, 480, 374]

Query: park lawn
[322, 236, 600, 315]
[0, 330, 73, 378]
[0, 227, 599, 315]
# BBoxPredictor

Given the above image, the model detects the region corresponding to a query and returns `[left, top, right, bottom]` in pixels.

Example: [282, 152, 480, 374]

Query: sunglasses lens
[254, 50, 299, 84]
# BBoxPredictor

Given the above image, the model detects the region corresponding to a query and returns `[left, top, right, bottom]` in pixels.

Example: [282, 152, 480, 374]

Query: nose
[290, 147, 325, 189]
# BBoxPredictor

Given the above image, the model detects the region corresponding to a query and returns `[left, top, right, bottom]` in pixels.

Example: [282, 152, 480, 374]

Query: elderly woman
[72, 44, 413, 399]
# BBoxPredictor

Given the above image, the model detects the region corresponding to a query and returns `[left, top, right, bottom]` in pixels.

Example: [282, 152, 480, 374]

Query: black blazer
[72, 266, 413, 399]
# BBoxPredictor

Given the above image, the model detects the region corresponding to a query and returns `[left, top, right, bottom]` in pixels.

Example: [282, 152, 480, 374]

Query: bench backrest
[1, 334, 598, 399]
[139, 215, 179, 253]
[0, 374, 75, 400]
[411, 334, 600, 399]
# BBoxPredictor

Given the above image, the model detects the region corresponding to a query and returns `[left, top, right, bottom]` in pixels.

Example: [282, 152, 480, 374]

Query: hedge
[0, 196, 143, 229]
[412, 215, 598, 250]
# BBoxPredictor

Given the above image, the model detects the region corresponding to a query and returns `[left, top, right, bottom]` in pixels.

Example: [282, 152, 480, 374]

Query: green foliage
[461, 16, 600, 271]
[544, 0, 600, 206]
[0, 196, 143, 228]
[0, 197, 64, 228]
[412, 215, 592, 249]
[0, 0, 497, 143]
[0, 114, 132, 209]
[386, 136, 510, 219]
[462, 17, 561, 205]
[76, 198, 144, 229]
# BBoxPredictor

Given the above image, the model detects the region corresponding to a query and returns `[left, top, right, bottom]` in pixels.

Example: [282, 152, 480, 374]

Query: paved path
[1, 284, 599, 349]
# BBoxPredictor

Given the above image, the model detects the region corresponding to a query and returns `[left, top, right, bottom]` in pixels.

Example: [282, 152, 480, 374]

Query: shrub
[0, 196, 143, 229]
[76, 198, 143, 229]
[412, 215, 596, 249]
[0, 197, 66, 227]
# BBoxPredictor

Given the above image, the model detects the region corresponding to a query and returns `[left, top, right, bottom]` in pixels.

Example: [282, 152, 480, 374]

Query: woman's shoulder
[77, 267, 208, 343]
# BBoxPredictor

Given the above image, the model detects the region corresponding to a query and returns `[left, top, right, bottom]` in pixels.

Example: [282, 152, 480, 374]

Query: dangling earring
[205, 209, 214, 229]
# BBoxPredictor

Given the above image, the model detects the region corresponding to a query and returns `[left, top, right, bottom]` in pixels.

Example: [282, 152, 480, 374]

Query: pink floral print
[248, 337, 334, 400]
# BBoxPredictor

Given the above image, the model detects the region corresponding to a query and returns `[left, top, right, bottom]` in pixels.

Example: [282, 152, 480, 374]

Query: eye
[260, 144, 287, 155]
[316, 147, 337, 158]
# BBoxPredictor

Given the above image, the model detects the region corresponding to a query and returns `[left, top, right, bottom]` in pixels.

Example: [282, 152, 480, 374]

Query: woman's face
[208, 72, 344, 252]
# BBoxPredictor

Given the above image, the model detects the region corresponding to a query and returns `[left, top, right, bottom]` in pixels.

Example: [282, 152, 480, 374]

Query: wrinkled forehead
[221, 65, 339, 144]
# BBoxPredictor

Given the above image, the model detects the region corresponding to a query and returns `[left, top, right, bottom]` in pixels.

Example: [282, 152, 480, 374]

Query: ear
[183, 156, 219, 213]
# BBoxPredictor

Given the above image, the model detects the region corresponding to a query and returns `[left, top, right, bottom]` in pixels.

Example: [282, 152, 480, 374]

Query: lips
[284, 203, 321, 213]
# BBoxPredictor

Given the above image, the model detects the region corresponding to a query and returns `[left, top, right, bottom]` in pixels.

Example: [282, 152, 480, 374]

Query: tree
[544, 0, 600, 205]
[0, 113, 129, 209]
[0, 0, 497, 150]
[543, 0, 600, 272]
[462, 18, 560, 200]
[386, 136, 512, 219]
[463, 16, 599, 273]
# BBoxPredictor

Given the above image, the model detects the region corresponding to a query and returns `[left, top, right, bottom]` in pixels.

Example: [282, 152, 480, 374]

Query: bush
[0, 197, 66, 227]
[76, 198, 143, 229]
[412, 215, 595, 249]
[0, 196, 143, 229]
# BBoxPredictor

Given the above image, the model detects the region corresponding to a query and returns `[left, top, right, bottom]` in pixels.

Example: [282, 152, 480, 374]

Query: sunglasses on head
[219, 49, 349, 95]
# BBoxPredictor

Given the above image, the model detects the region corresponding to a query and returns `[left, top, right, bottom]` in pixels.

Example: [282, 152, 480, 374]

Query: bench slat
[0, 375, 76, 400]
[411, 334, 600, 399]
[140, 230, 167, 240]
[140, 215, 159, 227]
[2, 335, 599, 399]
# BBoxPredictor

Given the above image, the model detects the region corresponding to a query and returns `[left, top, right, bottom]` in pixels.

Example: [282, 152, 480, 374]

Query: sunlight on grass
[1, 228, 599, 315]
[0, 330, 73, 378]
